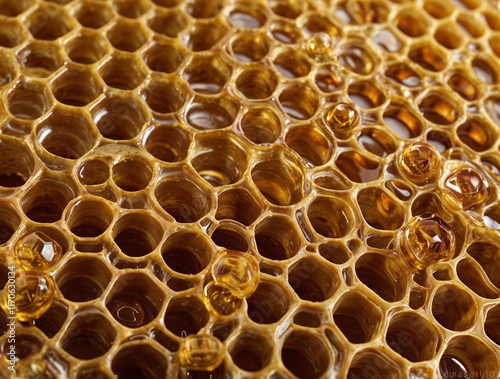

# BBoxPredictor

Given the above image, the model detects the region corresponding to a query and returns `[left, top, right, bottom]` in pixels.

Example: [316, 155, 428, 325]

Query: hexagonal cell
[50, 67, 102, 107]
[288, 256, 340, 302]
[26, 4, 75, 41]
[472, 57, 498, 84]
[0, 136, 35, 188]
[385, 62, 421, 87]
[210, 222, 249, 251]
[229, 2, 268, 28]
[183, 53, 232, 95]
[457, 117, 497, 152]
[318, 242, 351, 264]
[279, 83, 319, 120]
[161, 230, 212, 275]
[255, 215, 302, 260]
[269, 0, 303, 19]
[423, 0, 454, 18]
[113, 158, 152, 192]
[154, 174, 213, 223]
[33, 301, 68, 338]
[99, 54, 147, 90]
[229, 330, 272, 372]
[453, 0, 481, 10]
[457, 12, 485, 38]
[357, 128, 397, 158]
[348, 80, 386, 109]
[106, 19, 149, 52]
[142, 124, 190, 163]
[447, 71, 478, 101]
[186, 96, 238, 130]
[7, 80, 52, 120]
[435, 22, 464, 50]
[164, 296, 208, 337]
[336, 151, 381, 183]
[65, 31, 109, 65]
[483, 9, 500, 31]
[0, 0, 35, 16]
[0, 333, 43, 365]
[72, 0, 114, 29]
[111, 343, 168, 378]
[141, 76, 189, 114]
[457, 258, 499, 299]
[186, 0, 223, 18]
[106, 273, 165, 328]
[77, 158, 110, 186]
[21, 177, 75, 223]
[333, 291, 383, 343]
[235, 65, 278, 100]
[112, 0, 150, 18]
[0, 201, 20, 245]
[347, 349, 402, 379]
[484, 205, 500, 230]
[147, 8, 188, 38]
[281, 331, 330, 379]
[409, 44, 448, 72]
[230, 31, 270, 62]
[15, 41, 63, 78]
[313, 168, 352, 191]
[62, 310, 116, 360]
[383, 104, 423, 139]
[90, 92, 148, 140]
[273, 48, 311, 79]
[293, 308, 322, 327]
[356, 252, 408, 302]
[374, 28, 402, 53]
[239, 105, 282, 145]
[439, 336, 500, 378]
[183, 19, 227, 52]
[485, 304, 500, 346]
[489, 35, 500, 59]
[386, 312, 441, 362]
[337, 43, 376, 75]
[142, 39, 185, 74]
[286, 125, 333, 166]
[0, 52, 15, 87]
[191, 133, 248, 187]
[314, 64, 342, 93]
[467, 242, 500, 289]
[215, 188, 261, 226]
[56, 257, 112, 302]
[396, 8, 429, 37]
[301, 13, 339, 35]
[36, 108, 98, 160]
[307, 196, 354, 238]
[431, 284, 477, 331]
[270, 19, 303, 44]
[112, 211, 163, 257]
[357, 187, 404, 230]
[419, 92, 459, 125]
[65, 197, 113, 238]
[0, 19, 27, 48]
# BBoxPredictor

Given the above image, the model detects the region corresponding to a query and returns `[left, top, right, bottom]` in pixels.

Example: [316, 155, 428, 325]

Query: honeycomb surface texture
[0, 0, 500, 377]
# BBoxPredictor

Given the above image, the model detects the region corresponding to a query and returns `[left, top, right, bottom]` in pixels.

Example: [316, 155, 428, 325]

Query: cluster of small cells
[0, 0, 500, 377]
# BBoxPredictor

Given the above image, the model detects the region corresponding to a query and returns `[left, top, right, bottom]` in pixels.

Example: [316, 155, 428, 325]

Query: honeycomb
[0, 0, 500, 377]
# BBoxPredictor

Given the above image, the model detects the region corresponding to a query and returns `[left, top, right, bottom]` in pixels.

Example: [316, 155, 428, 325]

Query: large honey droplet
[178, 334, 225, 371]
[399, 142, 441, 185]
[325, 103, 359, 137]
[15, 232, 63, 271]
[211, 250, 260, 298]
[401, 214, 455, 270]
[2, 270, 55, 322]
[305, 33, 333, 61]
[443, 168, 488, 209]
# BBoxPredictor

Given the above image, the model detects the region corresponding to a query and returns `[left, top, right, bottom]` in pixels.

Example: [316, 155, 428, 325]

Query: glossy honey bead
[211, 250, 260, 298]
[443, 168, 488, 209]
[325, 103, 359, 137]
[178, 334, 225, 371]
[15, 232, 63, 271]
[401, 214, 455, 270]
[203, 282, 243, 316]
[399, 142, 441, 185]
[2, 270, 55, 322]
[305, 33, 333, 61]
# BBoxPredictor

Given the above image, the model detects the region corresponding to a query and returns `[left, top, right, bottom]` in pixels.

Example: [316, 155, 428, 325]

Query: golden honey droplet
[15, 232, 63, 271]
[443, 168, 488, 209]
[305, 32, 333, 60]
[399, 142, 441, 185]
[2, 270, 55, 322]
[203, 282, 243, 316]
[178, 334, 225, 371]
[401, 214, 455, 270]
[325, 103, 359, 136]
[211, 250, 260, 298]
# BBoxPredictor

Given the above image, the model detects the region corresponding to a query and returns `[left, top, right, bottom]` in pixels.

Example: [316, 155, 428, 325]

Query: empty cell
[447, 72, 478, 101]
[386, 312, 441, 362]
[255, 215, 302, 260]
[230, 331, 272, 372]
[318, 242, 351, 264]
[15, 41, 63, 78]
[348, 349, 402, 379]
[490, 35, 500, 58]
[112, 159, 152, 192]
[210, 223, 249, 252]
[374, 29, 402, 53]
[183, 19, 227, 52]
[77, 159, 109, 186]
[424, 0, 454, 18]
[36, 108, 98, 159]
[281, 331, 330, 379]
[356, 252, 408, 302]
[357, 128, 396, 157]
[336, 151, 381, 183]
[334, 291, 383, 343]
[186, 0, 223, 18]
[348, 81, 386, 109]
[7, 81, 51, 120]
[315, 64, 342, 93]
[106, 19, 149, 52]
[65, 197, 113, 238]
[154, 175, 212, 223]
[62, 311, 115, 360]
[431, 284, 477, 331]
[435, 22, 464, 50]
[112, 0, 150, 18]
[56, 257, 111, 302]
[269, 0, 303, 19]
[383, 105, 423, 138]
[270, 20, 302, 44]
[288, 257, 339, 302]
[231, 31, 270, 62]
[161, 231, 212, 274]
[106, 273, 165, 328]
[0, 202, 20, 245]
[274, 49, 311, 79]
[472, 57, 498, 84]
[337, 44, 376, 75]
[0, 53, 15, 87]
[485, 304, 500, 346]
[147, 8, 188, 38]
[186, 97, 238, 130]
[183, 53, 232, 95]
[385, 62, 421, 87]
[236, 66, 277, 99]
[313, 168, 352, 190]
[26, 4, 74, 40]
[164, 296, 208, 337]
[396, 9, 429, 37]
[215, 188, 261, 226]
[409, 45, 448, 72]
[50, 67, 102, 107]
[230, 4, 267, 28]
[301, 13, 339, 35]
[419, 93, 459, 125]
[358, 188, 404, 230]
[457, 12, 485, 38]
[0, 334, 43, 365]
[457, 117, 497, 152]
[457, 258, 499, 299]
[240, 106, 282, 144]
[112, 212, 163, 257]
[142, 40, 186, 74]
[307, 196, 354, 238]
[98, 55, 147, 90]
[65, 31, 109, 65]
[73, 0, 113, 29]
[112, 344, 167, 378]
[0, 19, 27, 48]
[0, 0, 35, 16]
[484, 205, 500, 230]
[286, 125, 332, 166]
[142, 125, 190, 163]
[279, 83, 319, 120]
[33, 301, 68, 338]
[467, 242, 500, 289]
[151, 0, 182, 7]
[91, 93, 148, 140]
[0, 136, 35, 188]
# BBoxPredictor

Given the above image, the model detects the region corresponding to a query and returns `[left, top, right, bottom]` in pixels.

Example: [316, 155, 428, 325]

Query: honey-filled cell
[0, 0, 499, 377]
